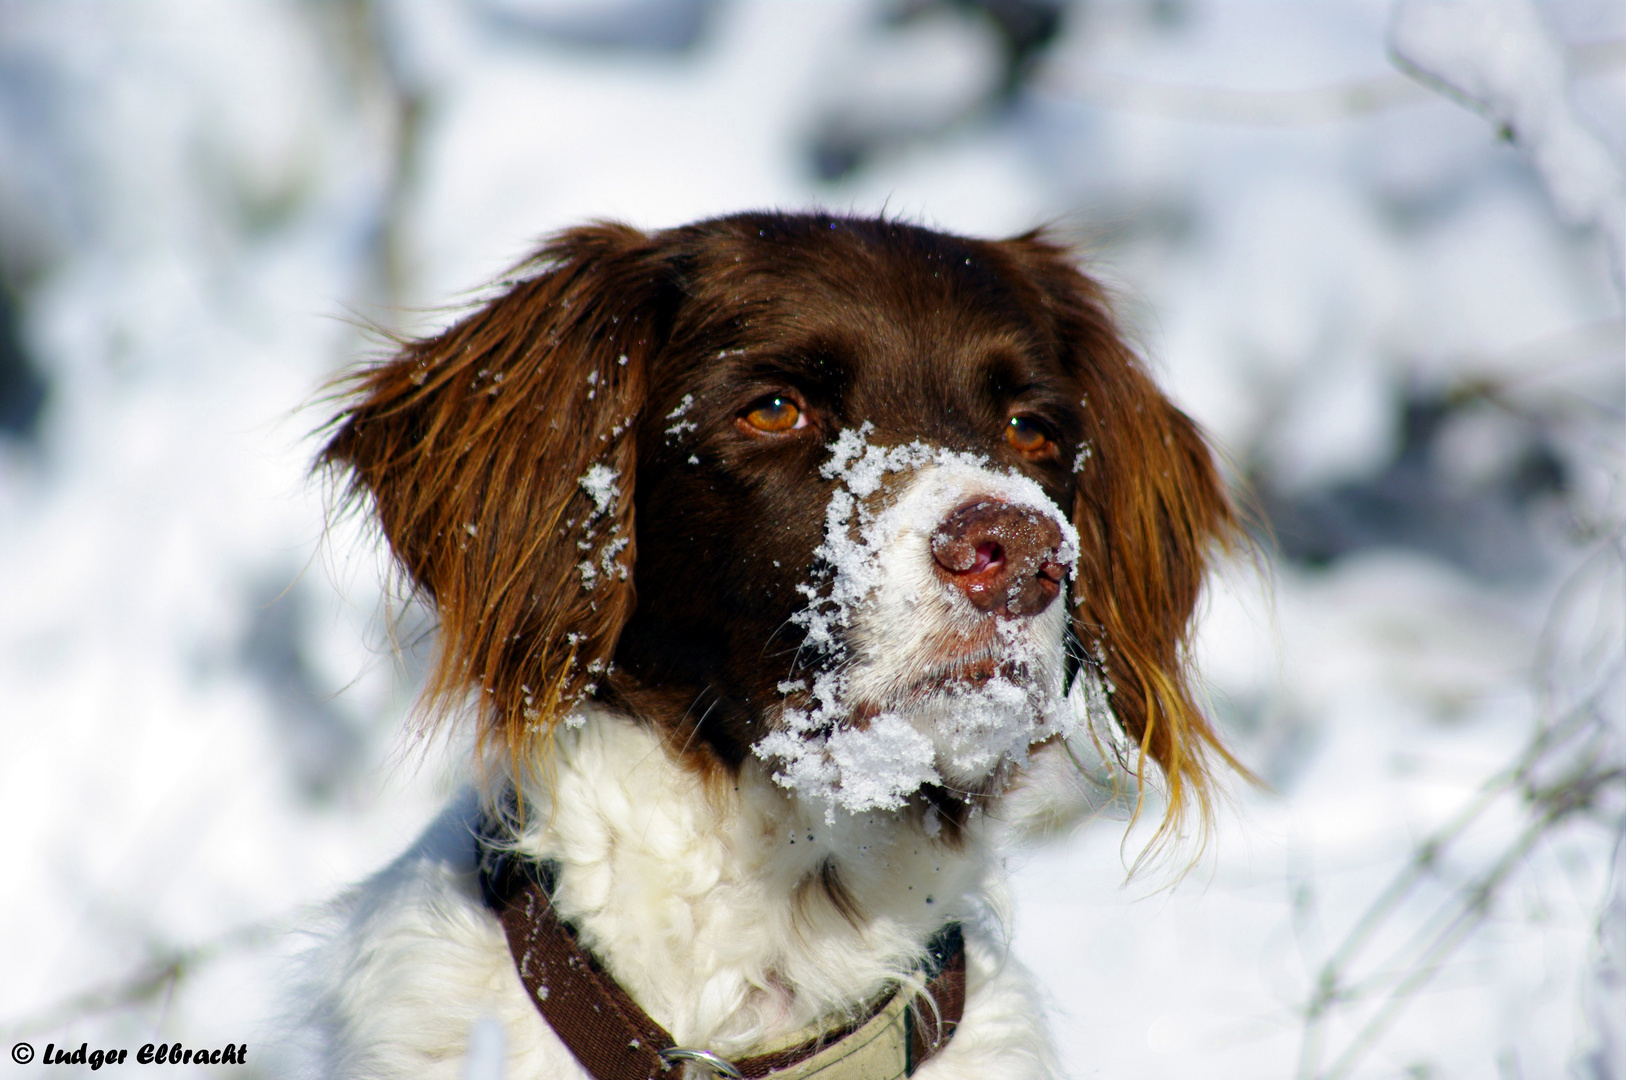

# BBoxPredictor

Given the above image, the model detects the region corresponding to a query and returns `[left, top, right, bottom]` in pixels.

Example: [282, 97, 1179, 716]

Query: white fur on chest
[302, 710, 1061, 1079]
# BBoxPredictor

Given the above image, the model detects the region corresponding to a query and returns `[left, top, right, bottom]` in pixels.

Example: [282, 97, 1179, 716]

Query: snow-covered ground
[0, 2, 1619, 1077]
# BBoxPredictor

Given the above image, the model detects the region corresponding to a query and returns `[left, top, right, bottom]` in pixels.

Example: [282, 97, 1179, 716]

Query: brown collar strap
[478, 841, 964, 1079]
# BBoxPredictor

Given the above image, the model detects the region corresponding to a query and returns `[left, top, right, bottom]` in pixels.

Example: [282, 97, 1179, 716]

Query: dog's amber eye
[1005, 415, 1056, 459]
[741, 395, 805, 434]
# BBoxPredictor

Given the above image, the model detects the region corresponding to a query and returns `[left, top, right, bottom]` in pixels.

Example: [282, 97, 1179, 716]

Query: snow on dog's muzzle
[754, 426, 1086, 817]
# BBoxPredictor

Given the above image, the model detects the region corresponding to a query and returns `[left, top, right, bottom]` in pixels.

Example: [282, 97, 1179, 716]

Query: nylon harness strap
[478, 844, 964, 1080]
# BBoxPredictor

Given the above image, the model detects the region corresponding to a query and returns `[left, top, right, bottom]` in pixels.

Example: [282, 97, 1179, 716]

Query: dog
[305, 212, 1238, 1079]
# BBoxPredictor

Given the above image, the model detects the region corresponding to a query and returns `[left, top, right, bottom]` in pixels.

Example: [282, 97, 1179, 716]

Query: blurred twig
[1294, 529, 1626, 1079]
[1041, 39, 1623, 126]
[0, 919, 283, 1040]
[309, 0, 423, 322]
[1041, 67, 1430, 123]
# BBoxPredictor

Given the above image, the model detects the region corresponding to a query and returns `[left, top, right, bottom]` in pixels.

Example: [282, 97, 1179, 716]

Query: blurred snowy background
[0, 1, 1620, 1077]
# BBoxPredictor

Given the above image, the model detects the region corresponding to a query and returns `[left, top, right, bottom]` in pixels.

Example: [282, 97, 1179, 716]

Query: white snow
[577, 463, 620, 518]
[754, 426, 1085, 817]
[664, 393, 697, 439]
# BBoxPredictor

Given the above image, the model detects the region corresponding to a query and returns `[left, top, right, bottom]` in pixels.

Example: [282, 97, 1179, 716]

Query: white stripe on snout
[763, 433, 1085, 812]
[843, 461, 1077, 786]
[843, 460, 1074, 699]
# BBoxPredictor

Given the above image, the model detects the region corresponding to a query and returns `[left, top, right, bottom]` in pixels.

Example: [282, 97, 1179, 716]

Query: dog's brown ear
[1000, 232, 1248, 843]
[321, 223, 670, 772]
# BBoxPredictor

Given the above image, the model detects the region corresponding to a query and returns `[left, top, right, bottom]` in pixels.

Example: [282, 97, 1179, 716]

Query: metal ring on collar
[657, 1046, 744, 1078]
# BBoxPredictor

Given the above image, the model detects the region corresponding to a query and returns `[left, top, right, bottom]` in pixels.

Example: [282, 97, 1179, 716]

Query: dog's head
[323, 213, 1236, 833]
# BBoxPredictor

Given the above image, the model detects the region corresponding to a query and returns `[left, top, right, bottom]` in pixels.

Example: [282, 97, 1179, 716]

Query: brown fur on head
[321, 213, 1241, 834]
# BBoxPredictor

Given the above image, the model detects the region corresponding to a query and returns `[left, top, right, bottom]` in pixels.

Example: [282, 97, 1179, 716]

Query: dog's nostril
[972, 541, 1003, 574]
[931, 523, 980, 573]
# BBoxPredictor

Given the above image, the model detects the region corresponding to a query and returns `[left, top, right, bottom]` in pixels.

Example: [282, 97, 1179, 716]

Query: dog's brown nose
[930, 499, 1066, 616]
